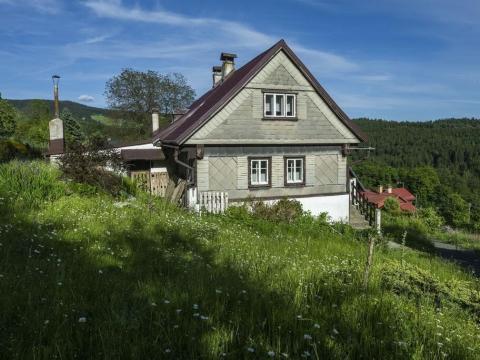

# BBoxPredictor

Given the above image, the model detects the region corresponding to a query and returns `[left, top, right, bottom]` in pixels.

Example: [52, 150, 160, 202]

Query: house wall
[196, 145, 347, 200]
[186, 51, 359, 145]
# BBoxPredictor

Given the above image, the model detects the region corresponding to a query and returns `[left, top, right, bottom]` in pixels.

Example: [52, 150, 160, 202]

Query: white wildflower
[78, 317, 87, 323]
[247, 347, 255, 353]
[268, 350, 275, 357]
[304, 334, 312, 340]
[314, 323, 320, 329]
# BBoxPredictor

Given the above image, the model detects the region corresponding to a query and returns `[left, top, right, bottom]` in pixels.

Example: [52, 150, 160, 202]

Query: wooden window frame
[263, 92, 297, 120]
[284, 156, 306, 187]
[248, 156, 272, 188]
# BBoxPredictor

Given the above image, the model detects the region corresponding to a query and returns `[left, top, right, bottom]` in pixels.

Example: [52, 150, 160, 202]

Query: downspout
[158, 142, 195, 185]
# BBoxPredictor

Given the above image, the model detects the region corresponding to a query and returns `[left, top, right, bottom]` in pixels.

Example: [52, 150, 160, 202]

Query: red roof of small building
[360, 187, 416, 213]
[390, 188, 416, 202]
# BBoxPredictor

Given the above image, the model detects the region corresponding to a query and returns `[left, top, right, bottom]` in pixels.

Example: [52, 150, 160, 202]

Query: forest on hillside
[352, 118, 480, 230]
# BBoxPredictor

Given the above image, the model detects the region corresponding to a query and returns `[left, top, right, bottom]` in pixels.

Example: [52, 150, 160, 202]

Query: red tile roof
[154, 39, 367, 146]
[390, 188, 416, 202]
[360, 188, 416, 213]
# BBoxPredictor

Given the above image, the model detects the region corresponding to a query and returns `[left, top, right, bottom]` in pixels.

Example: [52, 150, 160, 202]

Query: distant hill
[7, 99, 110, 120]
[7, 99, 167, 146]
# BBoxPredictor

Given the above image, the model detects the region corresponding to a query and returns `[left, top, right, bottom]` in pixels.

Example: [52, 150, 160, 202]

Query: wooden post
[375, 208, 381, 234]
[363, 235, 376, 290]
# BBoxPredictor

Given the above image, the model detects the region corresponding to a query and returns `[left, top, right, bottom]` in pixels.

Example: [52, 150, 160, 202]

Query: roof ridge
[154, 39, 366, 145]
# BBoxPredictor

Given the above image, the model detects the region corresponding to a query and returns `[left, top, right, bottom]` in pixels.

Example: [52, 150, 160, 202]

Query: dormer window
[264, 93, 296, 118]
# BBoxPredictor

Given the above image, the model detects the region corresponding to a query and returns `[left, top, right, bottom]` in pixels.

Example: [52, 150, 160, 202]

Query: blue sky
[1, 0, 479, 120]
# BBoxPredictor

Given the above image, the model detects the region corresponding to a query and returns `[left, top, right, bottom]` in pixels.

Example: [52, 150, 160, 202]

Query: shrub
[0, 139, 40, 162]
[58, 137, 129, 196]
[418, 207, 443, 232]
[383, 197, 401, 215]
[249, 198, 304, 223]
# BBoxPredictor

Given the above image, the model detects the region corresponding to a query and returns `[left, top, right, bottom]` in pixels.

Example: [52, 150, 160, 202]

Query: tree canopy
[104, 69, 195, 121]
[0, 98, 17, 138]
[61, 108, 84, 148]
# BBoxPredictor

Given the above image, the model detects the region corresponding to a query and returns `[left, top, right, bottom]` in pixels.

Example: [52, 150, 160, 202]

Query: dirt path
[431, 240, 480, 276]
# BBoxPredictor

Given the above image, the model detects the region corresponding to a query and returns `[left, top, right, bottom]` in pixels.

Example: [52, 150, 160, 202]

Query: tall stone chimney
[152, 108, 160, 134]
[220, 52, 237, 80]
[212, 66, 222, 87]
[48, 75, 64, 155]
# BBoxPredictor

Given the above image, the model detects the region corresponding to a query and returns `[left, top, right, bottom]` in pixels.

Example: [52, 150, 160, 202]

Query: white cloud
[78, 94, 95, 102]
[83, 0, 273, 48]
[81, 0, 358, 74]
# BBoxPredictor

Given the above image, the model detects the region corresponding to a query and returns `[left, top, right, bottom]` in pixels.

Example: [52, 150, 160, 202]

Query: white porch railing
[199, 191, 229, 214]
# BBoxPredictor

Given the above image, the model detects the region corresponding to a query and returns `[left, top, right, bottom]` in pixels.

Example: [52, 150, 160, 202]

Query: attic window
[264, 93, 296, 118]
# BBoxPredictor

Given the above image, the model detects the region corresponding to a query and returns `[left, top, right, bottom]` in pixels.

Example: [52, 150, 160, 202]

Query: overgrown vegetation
[1, 161, 479, 359]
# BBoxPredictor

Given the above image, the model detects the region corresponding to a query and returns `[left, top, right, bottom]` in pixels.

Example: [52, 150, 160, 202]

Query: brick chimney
[212, 65, 222, 87]
[220, 52, 237, 80]
[152, 108, 160, 134]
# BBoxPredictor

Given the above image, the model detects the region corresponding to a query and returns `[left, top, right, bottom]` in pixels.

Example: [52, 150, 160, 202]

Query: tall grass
[1, 161, 479, 359]
[0, 160, 66, 209]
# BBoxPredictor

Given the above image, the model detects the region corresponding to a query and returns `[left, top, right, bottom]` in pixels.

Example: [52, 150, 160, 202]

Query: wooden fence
[199, 191, 229, 214]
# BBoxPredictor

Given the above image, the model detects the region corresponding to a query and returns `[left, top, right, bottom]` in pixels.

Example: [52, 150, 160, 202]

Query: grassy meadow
[1, 161, 480, 359]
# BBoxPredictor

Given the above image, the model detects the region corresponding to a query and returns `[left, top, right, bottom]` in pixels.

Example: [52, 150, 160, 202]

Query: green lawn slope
[0, 161, 479, 359]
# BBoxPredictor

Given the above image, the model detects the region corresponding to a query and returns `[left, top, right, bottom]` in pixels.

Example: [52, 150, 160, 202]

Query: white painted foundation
[264, 193, 350, 223]
[297, 193, 349, 222]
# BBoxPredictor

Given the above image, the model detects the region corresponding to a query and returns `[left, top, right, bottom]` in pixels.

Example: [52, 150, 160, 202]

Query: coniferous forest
[352, 118, 480, 229]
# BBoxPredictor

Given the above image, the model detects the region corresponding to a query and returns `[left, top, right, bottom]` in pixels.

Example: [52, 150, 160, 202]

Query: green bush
[249, 198, 304, 223]
[0, 139, 40, 162]
[418, 207, 443, 232]
[383, 197, 401, 215]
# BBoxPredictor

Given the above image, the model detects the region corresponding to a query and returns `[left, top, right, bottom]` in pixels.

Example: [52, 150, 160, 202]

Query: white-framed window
[264, 93, 296, 118]
[249, 158, 270, 186]
[286, 157, 304, 185]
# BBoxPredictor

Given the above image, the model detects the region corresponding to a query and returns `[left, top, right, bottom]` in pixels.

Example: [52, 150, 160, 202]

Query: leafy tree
[0, 98, 17, 138]
[105, 69, 195, 121]
[418, 207, 443, 232]
[61, 108, 84, 147]
[400, 166, 440, 207]
[440, 193, 470, 228]
[14, 100, 51, 148]
[352, 160, 398, 188]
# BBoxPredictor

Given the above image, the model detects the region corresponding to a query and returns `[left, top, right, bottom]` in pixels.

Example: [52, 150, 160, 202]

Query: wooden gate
[150, 171, 169, 197]
[131, 170, 170, 197]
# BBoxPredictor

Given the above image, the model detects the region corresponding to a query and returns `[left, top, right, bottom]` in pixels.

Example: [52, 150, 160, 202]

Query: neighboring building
[154, 39, 366, 221]
[361, 187, 417, 213]
[47, 111, 168, 196]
